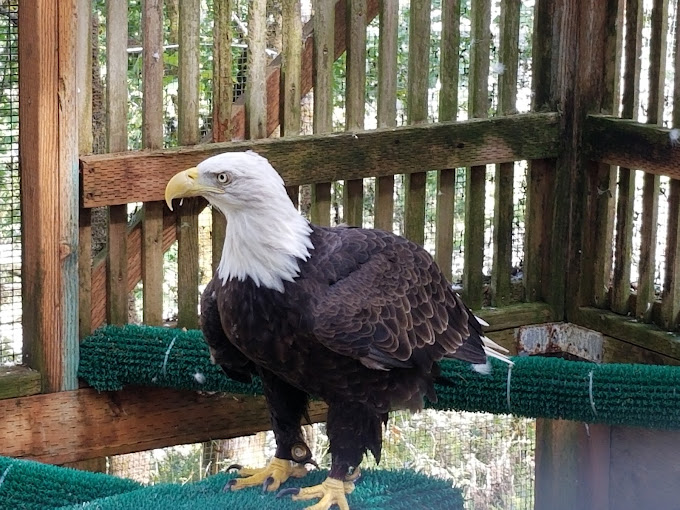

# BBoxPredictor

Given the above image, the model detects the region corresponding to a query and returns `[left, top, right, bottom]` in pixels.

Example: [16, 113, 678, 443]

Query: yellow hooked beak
[164, 167, 223, 211]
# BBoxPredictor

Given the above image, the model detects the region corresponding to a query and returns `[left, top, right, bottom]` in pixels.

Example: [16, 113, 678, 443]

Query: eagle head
[164, 151, 313, 292]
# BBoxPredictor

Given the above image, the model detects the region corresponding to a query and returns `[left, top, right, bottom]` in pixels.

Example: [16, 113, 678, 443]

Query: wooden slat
[91, 212, 179, 330]
[475, 302, 556, 332]
[77, 0, 93, 339]
[403, 0, 430, 244]
[281, 0, 302, 137]
[81, 113, 560, 207]
[0, 387, 328, 464]
[211, 0, 232, 272]
[635, 0, 667, 322]
[524, 0, 556, 303]
[462, 0, 490, 309]
[246, 0, 267, 139]
[373, 0, 398, 231]
[176, 0, 201, 329]
[343, 0, 367, 226]
[491, 0, 519, 307]
[434, 0, 459, 281]
[141, 0, 165, 326]
[311, 0, 334, 226]
[660, 6, 680, 329]
[106, 0, 129, 327]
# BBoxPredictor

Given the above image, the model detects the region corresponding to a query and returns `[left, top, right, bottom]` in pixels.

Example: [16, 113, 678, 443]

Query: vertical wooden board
[177, 0, 201, 329]
[491, 0, 519, 306]
[535, 419, 610, 510]
[611, 0, 643, 315]
[58, 0, 79, 391]
[434, 0, 460, 281]
[611, 168, 635, 313]
[212, 0, 232, 273]
[590, 164, 616, 307]
[247, 0, 267, 139]
[635, 0, 667, 322]
[373, 0, 398, 231]
[524, 159, 555, 302]
[141, 0, 164, 326]
[462, 167, 486, 309]
[661, 180, 680, 328]
[660, 9, 680, 329]
[311, 0, 334, 226]
[106, 0, 129, 327]
[524, 0, 555, 303]
[281, 0, 302, 137]
[77, 0, 93, 339]
[491, 163, 514, 306]
[462, 0, 490, 308]
[344, 0, 367, 227]
[635, 173, 660, 321]
[213, 0, 233, 142]
[404, 0, 430, 245]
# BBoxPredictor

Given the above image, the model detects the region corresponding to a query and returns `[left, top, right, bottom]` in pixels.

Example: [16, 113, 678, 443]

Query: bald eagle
[165, 151, 512, 510]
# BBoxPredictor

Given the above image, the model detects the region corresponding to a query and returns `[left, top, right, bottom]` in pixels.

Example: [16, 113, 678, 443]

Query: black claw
[226, 463, 242, 472]
[276, 487, 301, 499]
[223, 479, 238, 492]
[262, 476, 274, 493]
[306, 458, 319, 469]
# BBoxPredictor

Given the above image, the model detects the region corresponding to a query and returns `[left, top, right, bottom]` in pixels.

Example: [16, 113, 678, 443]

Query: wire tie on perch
[588, 369, 597, 417]
[0, 464, 12, 488]
[162, 336, 178, 376]
[506, 364, 513, 413]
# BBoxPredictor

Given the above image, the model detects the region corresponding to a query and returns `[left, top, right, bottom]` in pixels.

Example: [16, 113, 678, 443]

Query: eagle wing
[200, 278, 256, 383]
[305, 228, 487, 371]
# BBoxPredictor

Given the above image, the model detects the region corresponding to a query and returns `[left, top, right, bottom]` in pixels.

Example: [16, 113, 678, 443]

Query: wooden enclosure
[3, 0, 680, 509]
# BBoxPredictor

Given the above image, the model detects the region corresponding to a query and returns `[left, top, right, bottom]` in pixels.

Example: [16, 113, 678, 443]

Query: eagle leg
[225, 457, 308, 492]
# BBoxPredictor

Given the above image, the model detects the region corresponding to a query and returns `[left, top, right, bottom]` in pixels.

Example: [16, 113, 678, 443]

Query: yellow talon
[291, 477, 355, 510]
[227, 457, 308, 492]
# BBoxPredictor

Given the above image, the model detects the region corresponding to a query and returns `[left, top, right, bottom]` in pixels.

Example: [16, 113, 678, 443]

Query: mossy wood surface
[80, 113, 560, 208]
[584, 115, 680, 178]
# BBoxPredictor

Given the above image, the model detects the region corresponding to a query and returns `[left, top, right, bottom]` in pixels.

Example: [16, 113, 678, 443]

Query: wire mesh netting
[109, 411, 535, 510]
[0, 1, 20, 366]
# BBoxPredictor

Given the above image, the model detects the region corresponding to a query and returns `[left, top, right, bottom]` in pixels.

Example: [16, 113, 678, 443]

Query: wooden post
[177, 0, 201, 329]
[403, 0, 430, 245]
[246, 0, 267, 140]
[373, 0, 397, 231]
[434, 0, 460, 282]
[141, 0, 165, 326]
[77, 0, 93, 339]
[462, 0, 490, 309]
[20, 0, 79, 391]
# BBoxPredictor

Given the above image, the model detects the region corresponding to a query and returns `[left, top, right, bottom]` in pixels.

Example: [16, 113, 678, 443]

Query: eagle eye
[216, 172, 230, 184]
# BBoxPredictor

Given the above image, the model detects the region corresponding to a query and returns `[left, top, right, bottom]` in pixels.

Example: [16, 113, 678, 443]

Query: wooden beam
[20, 0, 79, 391]
[584, 116, 680, 178]
[0, 387, 328, 465]
[476, 302, 556, 332]
[81, 113, 560, 208]
[0, 366, 42, 400]
[575, 306, 680, 362]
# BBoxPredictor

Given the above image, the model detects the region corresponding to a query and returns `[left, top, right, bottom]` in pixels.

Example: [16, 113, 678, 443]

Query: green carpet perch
[80, 324, 680, 430]
[0, 457, 464, 510]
